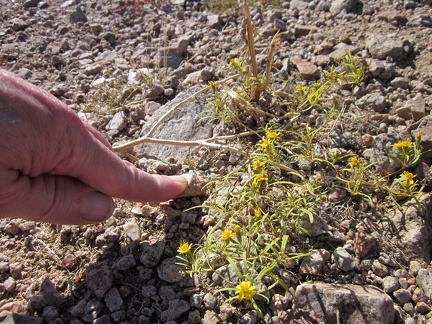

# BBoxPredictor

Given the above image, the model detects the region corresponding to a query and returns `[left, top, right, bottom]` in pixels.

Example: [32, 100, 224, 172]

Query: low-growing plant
[170, 2, 426, 317]
[108, 1, 426, 318]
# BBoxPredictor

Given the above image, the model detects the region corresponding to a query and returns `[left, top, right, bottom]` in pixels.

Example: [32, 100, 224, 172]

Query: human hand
[0, 69, 187, 225]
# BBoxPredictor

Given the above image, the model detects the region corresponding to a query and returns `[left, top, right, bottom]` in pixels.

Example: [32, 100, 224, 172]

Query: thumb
[1, 173, 115, 225]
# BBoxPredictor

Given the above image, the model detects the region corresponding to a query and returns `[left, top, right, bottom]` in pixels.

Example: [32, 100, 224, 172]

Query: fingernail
[170, 175, 188, 190]
[81, 191, 115, 222]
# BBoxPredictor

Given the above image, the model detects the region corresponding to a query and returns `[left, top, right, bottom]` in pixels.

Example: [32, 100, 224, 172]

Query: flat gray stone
[137, 85, 213, 161]
[293, 282, 395, 324]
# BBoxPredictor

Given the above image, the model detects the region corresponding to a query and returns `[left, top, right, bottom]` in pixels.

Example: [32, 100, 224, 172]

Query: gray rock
[416, 269, 432, 299]
[357, 92, 387, 112]
[366, 34, 405, 61]
[382, 276, 399, 293]
[409, 115, 432, 160]
[290, 56, 320, 80]
[95, 50, 117, 62]
[27, 295, 46, 313]
[354, 228, 380, 258]
[289, 0, 309, 11]
[40, 278, 65, 307]
[157, 257, 184, 282]
[393, 289, 411, 304]
[292, 283, 395, 323]
[207, 13, 222, 28]
[294, 25, 315, 38]
[85, 264, 113, 298]
[203, 309, 224, 323]
[0, 313, 42, 324]
[106, 111, 127, 132]
[83, 298, 104, 322]
[136, 85, 213, 161]
[159, 285, 176, 300]
[184, 68, 213, 85]
[299, 212, 329, 236]
[203, 292, 218, 309]
[390, 77, 410, 89]
[299, 249, 330, 274]
[82, 63, 103, 76]
[372, 259, 390, 277]
[139, 239, 165, 267]
[333, 247, 355, 271]
[365, 133, 402, 174]
[156, 36, 191, 69]
[104, 288, 123, 312]
[69, 6, 87, 23]
[330, 0, 359, 14]
[3, 277, 16, 293]
[328, 44, 360, 61]
[366, 59, 395, 81]
[388, 193, 432, 263]
[9, 18, 30, 31]
[190, 293, 204, 308]
[122, 220, 141, 242]
[402, 94, 426, 121]
[70, 299, 87, 317]
[188, 309, 202, 324]
[212, 263, 240, 286]
[141, 284, 157, 298]
[41, 306, 59, 322]
[23, 0, 40, 9]
[160, 299, 190, 322]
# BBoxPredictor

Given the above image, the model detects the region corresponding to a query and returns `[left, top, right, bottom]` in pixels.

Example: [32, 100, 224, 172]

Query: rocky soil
[1, 0, 432, 323]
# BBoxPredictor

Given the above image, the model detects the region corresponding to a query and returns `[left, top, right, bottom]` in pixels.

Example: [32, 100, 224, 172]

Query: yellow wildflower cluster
[177, 241, 192, 254]
[348, 156, 361, 168]
[236, 281, 256, 300]
[254, 209, 262, 218]
[252, 159, 265, 170]
[232, 224, 241, 233]
[221, 229, 235, 241]
[261, 130, 279, 149]
[400, 171, 415, 188]
[393, 140, 413, 149]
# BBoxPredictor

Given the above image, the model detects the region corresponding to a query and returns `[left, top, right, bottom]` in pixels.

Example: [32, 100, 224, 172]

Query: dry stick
[113, 131, 258, 156]
[253, 30, 280, 101]
[226, 90, 278, 119]
[113, 74, 240, 152]
[244, 1, 258, 79]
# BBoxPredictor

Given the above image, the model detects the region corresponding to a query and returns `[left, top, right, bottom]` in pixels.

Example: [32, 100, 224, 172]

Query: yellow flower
[229, 58, 236, 65]
[255, 173, 267, 182]
[236, 281, 256, 300]
[261, 138, 271, 148]
[251, 181, 259, 190]
[221, 229, 234, 241]
[400, 171, 415, 188]
[252, 159, 264, 170]
[266, 131, 279, 140]
[232, 224, 241, 233]
[208, 81, 216, 88]
[296, 85, 306, 93]
[348, 156, 361, 168]
[393, 140, 413, 149]
[254, 209, 262, 218]
[177, 241, 192, 254]
[312, 82, 321, 88]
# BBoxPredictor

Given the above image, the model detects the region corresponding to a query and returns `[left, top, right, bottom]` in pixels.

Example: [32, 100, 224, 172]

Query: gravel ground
[1, 0, 432, 323]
